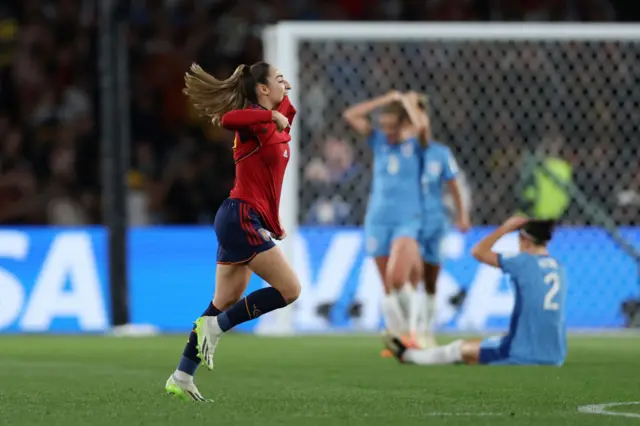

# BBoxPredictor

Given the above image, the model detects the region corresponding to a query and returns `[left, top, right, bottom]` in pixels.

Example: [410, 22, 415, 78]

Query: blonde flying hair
[183, 61, 271, 126]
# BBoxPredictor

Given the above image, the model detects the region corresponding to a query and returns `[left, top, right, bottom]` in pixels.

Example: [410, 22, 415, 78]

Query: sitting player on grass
[385, 216, 567, 366]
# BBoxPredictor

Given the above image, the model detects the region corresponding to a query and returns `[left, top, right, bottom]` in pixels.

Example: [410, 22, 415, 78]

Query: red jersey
[221, 96, 296, 238]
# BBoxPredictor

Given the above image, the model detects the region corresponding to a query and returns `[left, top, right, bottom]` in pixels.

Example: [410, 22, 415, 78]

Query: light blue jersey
[364, 129, 422, 257]
[420, 141, 459, 263]
[480, 252, 568, 366]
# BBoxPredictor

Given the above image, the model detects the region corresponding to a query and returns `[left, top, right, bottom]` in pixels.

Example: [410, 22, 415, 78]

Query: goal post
[265, 22, 640, 42]
[262, 22, 640, 334]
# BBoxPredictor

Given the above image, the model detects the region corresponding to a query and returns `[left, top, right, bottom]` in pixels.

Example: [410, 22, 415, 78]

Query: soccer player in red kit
[165, 62, 301, 402]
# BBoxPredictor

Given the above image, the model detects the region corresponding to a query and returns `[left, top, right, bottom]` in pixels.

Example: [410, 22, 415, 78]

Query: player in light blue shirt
[413, 95, 470, 348]
[343, 91, 426, 346]
[385, 216, 568, 366]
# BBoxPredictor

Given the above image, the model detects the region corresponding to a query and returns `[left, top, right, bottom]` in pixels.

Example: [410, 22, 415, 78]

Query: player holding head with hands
[343, 90, 427, 350]
[165, 62, 300, 401]
[386, 216, 567, 367]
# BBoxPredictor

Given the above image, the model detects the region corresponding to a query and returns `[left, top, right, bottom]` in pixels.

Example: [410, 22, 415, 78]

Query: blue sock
[216, 287, 287, 332]
[201, 303, 222, 317]
[177, 302, 222, 376]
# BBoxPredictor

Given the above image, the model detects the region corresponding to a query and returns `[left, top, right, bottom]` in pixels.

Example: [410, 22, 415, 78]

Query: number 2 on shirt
[544, 272, 561, 311]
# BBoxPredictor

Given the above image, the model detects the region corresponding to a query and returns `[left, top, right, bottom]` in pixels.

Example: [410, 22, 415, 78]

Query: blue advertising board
[0, 227, 637, 333]
[0, 229, 109, 332]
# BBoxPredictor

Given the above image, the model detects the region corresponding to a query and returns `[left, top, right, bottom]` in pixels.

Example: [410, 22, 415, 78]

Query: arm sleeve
[277, 96, 297, 133]
[498, 252, 525, 276]
[442, 147, 460, 181]
[221, 109, 273, 130]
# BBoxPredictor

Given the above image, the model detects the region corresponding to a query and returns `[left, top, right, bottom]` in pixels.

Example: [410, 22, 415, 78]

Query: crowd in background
[0, 0, 638, 227]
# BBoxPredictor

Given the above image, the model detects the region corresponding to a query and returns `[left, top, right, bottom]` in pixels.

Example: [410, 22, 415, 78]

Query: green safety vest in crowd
[521, 157, 573, 220]
[0, 16, 17, 68]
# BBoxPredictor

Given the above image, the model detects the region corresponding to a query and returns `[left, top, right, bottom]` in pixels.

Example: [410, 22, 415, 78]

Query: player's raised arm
[343, 91, 402, 136]
[444, 148, 470, 233]
[435, 144, 470, 233]
[400, 92, 429, 145]
[220, 109, 274, 130]
[221, 109, 288, 131]
[447, 178, 471, 232]
[416, 94, 432, 140]
[471, 216, 529, 267]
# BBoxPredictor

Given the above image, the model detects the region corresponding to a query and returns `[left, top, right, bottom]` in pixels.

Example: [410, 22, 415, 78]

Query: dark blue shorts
[479, 335, 528, 365]
[214, 198, 275, 264]
[478, 336, 512, 365]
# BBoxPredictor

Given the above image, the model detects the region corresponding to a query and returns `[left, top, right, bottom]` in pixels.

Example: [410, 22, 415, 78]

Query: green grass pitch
[0, 334, 638, 425]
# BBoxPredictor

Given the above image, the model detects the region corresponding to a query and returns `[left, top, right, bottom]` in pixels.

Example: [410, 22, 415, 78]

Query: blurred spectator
[0, 125, 38, 224]
[163, 153, 206, 224]
[519, 134, 573, 221]
[304, 138, 366, 225]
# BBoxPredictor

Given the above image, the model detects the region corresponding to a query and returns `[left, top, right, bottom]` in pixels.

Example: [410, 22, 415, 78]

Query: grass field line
[422, 412, 505, 417]
[578, 402, 640, 419]
[284, 412, 508, 418]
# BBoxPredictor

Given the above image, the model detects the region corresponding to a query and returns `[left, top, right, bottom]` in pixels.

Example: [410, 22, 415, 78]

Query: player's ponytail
[183, 63, 246, 126]
[183, 62, 272, 126]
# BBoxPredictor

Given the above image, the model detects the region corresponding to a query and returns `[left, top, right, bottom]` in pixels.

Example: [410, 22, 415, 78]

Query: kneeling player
[385, 216, 567, 366]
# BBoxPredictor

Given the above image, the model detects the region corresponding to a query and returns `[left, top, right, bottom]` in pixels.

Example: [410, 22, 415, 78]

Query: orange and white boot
[402, 333, 420, 349]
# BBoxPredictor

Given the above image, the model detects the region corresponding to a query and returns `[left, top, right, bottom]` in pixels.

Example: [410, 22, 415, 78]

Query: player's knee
[386, 263, 406, 290]
[387, 258, 414, 289]
[278, 277, 301, 304]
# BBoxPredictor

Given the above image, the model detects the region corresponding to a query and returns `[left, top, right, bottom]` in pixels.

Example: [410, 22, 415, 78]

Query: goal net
[262, 23, 640, 334]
